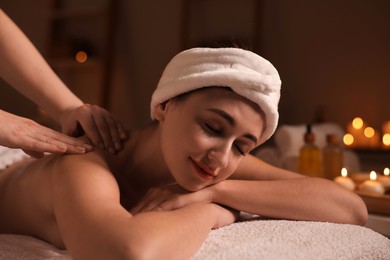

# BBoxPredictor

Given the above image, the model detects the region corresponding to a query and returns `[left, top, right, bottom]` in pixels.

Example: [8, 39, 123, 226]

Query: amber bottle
[322, 134, 343, 180]
[299, 125, 322, 177]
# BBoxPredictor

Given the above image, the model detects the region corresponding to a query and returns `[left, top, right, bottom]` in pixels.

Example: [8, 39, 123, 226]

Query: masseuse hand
[0, 109, 91, 158]
[131, 183, 215, 214]
[60, 104, 127, 154]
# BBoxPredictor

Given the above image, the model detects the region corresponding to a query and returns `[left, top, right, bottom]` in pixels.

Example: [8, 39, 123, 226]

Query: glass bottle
[322, 134, 343, 180]
[299, 125, 322, 177]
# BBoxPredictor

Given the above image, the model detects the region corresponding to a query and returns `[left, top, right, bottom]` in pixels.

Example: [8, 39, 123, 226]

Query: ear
[154, 101, 169, 121]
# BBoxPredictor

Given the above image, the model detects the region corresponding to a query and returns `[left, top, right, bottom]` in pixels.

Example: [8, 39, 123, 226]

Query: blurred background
[1, 0, 390, 142]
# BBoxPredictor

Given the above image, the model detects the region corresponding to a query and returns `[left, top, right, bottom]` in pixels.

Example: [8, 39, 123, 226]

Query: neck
[124, 123, 175, 190]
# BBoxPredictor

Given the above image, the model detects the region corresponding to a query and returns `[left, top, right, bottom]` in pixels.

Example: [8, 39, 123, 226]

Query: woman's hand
[131, 183, 215, 214]
[60, 104, 127, 154]
[0, 109, 92, 158]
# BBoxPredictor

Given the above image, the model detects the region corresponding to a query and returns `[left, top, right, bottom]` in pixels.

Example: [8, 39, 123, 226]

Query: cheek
[160, 117, 206, 168]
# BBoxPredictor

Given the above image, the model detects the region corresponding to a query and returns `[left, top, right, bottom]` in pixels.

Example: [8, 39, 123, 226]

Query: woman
[0, 9, 126, 156]
[0, 48, 367, 259]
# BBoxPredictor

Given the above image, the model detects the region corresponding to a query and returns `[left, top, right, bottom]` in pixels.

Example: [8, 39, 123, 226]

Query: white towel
[0, 145, 28, 170]
[192, 219, 390, 260]
[150, 47, 281, 144]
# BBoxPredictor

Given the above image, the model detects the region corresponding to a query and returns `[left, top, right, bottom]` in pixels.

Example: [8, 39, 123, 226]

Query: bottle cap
[304, 124, 315, 143]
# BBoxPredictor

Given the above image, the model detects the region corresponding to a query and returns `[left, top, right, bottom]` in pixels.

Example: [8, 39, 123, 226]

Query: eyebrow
[207, 108, 258, 144]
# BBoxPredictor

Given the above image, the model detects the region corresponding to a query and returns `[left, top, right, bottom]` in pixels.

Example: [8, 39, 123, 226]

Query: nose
[207, 142, 231, 169]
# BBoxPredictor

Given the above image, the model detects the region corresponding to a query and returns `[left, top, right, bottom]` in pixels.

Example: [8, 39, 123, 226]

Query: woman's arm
[212, 154, 368, 225]
[51, 152, 232, 259]
[0, 109, 90, 157]
[133, 155, 367, 226]
[0, 9, 82, 121]
[0, 10, 126, 152]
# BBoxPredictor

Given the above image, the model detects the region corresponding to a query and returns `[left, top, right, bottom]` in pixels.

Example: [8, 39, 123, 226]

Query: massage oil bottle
[322, 134, 343, 180]
[299, 125, 322, 177]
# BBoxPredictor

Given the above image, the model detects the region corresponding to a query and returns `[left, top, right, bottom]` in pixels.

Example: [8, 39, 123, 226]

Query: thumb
[63, 121, 85, 137]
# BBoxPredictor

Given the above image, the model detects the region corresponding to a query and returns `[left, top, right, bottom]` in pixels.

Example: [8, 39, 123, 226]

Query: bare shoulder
[51, 151, 120, 201]
[50, 151, 132, 252]
[230, 154, 302, 180]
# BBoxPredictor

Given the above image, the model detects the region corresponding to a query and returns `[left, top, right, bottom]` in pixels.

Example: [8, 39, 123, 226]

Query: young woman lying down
[0, 47, 367, 259]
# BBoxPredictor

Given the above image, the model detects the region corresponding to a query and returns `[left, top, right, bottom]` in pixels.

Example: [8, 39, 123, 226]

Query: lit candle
[383, 133, 390, 148]
[364, 127, 380, 149]
[346, 117, 367, 148]
[334, 168, 356, 191]
[358, 171, 385, 195]
[377, 167, 390, 191]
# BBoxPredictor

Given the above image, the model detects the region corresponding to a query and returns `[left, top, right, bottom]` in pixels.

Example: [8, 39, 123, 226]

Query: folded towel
[0, 145, 28, 170]
[150, 47, 281, 144]
[192, 219, 390, 260]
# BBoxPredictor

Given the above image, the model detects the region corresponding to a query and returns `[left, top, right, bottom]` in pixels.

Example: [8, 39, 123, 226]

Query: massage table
[1, 146, 389, 259]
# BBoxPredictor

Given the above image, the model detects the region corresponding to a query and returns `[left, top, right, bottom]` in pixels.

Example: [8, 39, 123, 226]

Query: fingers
[77, 104, 127, 154]
[90, 109, 117, 153]
[21, 133, 88, 156]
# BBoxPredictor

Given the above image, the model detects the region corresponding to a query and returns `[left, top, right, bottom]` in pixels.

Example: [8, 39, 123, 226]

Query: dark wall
[2, 0, 389, 135]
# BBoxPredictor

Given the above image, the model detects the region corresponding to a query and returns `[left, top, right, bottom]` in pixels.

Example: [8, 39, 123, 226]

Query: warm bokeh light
[75, 51, 88, 63]
[352, 117, 364, 129]
[364, 127, 375, 138]
[384, 168, 390, 176]
[382, 121, 390, 134]
[343, 133, 354, 145]
[369, 171, 377, 181]
[383, 133, 390, 146]
[341, 168, 348, 177]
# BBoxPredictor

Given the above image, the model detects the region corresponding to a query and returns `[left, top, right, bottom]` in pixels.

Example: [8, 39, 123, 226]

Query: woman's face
[157, 88, 264, 191]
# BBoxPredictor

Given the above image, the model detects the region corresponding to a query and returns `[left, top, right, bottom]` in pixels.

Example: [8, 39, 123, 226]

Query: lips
[190, 158, 216, 180]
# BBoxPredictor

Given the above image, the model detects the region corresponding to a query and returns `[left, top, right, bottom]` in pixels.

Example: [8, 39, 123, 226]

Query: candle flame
[383, 134, 390, 146]
[343, 134, 354, 146]
[341, 168, 348, 177]
[384, 168, 390, 176]
[364, 127, 375, 138]
[369, 171, 377, 181]
[352, 117, 363, 130]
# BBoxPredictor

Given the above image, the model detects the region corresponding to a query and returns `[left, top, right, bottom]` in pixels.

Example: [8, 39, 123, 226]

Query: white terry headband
[150, 47, 281, 144]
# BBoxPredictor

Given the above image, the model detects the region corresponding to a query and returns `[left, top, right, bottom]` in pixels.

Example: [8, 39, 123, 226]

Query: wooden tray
[355, 191, 390, 216]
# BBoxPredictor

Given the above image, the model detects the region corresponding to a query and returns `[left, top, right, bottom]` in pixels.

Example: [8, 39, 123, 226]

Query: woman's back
[0, 155, 64, 247]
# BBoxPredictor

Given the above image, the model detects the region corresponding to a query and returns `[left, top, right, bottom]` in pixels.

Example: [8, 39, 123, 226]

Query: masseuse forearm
[213, 178, 367, 225]
[0, 10, 82, 120]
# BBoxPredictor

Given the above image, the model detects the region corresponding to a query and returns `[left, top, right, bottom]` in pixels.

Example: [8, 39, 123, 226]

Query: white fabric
[150, 47, 281, 144]
[0, 145, 28, 170]
[192, 219, 390, 260]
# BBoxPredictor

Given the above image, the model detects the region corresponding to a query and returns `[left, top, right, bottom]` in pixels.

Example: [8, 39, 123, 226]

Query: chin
[178, 181, 205, 192]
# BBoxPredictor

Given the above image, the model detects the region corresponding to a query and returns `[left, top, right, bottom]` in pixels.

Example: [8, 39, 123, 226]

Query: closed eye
[234, 144, 245, 156]
[204, 123, 222, 135]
